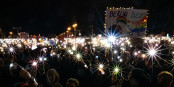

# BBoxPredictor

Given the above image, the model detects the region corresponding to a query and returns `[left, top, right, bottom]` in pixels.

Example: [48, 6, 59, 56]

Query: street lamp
[67, 27, 71, 31]
[9, 32, 13, 38]
[66, 31, 69, 37]
[9, 32, 13, 35]
[72, 23, 77, 38]
[72, 23, 77, 28]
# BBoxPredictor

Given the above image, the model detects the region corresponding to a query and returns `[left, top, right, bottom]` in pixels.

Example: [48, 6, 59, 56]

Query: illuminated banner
[105, 8, 148, 37]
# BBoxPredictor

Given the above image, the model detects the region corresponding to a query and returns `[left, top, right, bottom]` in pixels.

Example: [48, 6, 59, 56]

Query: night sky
[0, 0, 174, 36]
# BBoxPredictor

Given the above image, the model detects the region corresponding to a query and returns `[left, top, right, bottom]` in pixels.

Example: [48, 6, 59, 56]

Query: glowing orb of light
[101, 71, 105, 74]
[134, 52, 138, 56]
[1, 49, 4, 52]
[108, 35, 115, 42]
[148, 48, 157, 56]
[9, 47, 14, 52]
[172, 51, 174, 55]
[114, 67, 120, 74]
[84, 64, 87, 67]
[99, 64, 104, 69]
[68, 50, 71, 53]
[141, 54, 146, 58]
[114, 50, 117, 54]
[53, 52, 56, 55]
[70, 52, 73, 54]
[119, 59, 123, 62]
[72, 46, 76, 50]
[9, 63, 13, 68]
[117, 56, 120, 59]
[95, 56, 98, 59]
[39, 57, 43, 61]
[32, 61, 37, 66]
[76, 53, 81, 60]
[44, 58, 47, 61]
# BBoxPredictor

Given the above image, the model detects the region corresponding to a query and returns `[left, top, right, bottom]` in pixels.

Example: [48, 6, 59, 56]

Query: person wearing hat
[156, 71, 173, 87]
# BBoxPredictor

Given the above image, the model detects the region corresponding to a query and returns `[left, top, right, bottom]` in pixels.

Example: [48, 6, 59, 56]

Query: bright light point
[72, 46, 76, 50]
[121, 47, 125, 51]
[99, 64, 104, 69]
[39, 57, 43, 61]
[127, 41, 131, 45]
[148, 48, 157, 56]
[64, 45, 66, 48]
[10, 63, 13, 68]
[119, 59, 123, 62]
[117, 56, 120, 59]
[84, 64, 87, 68]
[145, 44, 162, 65]
[68, 50, 71, 53]
[76, 53, 81, 60]
[53, 52, 56, 55]
[50, 54, 53, 56]
[114, 67, 120, 74]
[134, 52, 138, 56]
[114, 50, 117, 54]
[9, 47, 14, 52]
[32, 61, 37, 66]
[108, 36, 115, 42]
[95, 56, 98, 59]
[130, 45, 133, 47]
[70, 52, 73, 54]
[115, 68, 119, 72]
[44, 58, 47, 61]
[172, 51, 174, 55]
[144, 40, 147, 43]
[101, 71, 105, 74]
[142, 54, 146, 58]
[171, 41, 174, 45]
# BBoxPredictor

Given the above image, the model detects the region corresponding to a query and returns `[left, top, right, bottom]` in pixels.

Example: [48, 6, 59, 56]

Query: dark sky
[0, 0, 173, 36]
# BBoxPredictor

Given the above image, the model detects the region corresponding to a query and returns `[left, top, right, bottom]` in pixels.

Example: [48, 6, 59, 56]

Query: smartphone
[9, 63, 17, 70]
[9, 63, 22, 76]
[95, 56, 98, 59]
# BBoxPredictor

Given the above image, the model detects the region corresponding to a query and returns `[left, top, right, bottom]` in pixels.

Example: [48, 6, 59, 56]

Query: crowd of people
[0, 36, 174, 87]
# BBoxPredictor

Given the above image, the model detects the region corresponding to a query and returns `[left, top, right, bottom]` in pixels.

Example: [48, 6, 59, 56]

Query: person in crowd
[0, 58, 4, 68]
[0, 58, 9, 87]
[15, 64, 38, 87]
[66, 78, 79, 87]
[122, 68, 151, 87]
[46, 69, 63, 87]
[156, 71, 173, 87]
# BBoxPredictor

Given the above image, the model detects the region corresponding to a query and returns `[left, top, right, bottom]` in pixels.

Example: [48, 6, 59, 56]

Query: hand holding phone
[9, 63, 22, 76]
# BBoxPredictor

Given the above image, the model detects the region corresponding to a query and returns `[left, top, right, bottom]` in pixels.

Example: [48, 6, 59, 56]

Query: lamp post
[67, 27, 71, 31]
[72, 23, 77, 47]
[67, 27, 71, 38]
[9, 32, 13, 38]
[66, 31, 69, 37]
[72, 23, 77, 38]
